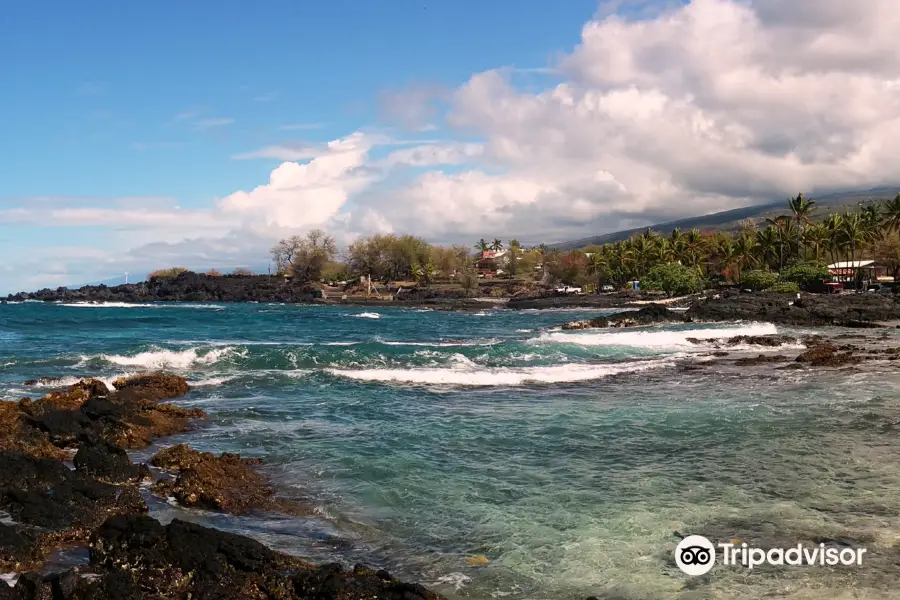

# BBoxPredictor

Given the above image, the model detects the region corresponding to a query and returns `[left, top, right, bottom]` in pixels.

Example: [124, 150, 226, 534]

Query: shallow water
[2, 302, 900, 599]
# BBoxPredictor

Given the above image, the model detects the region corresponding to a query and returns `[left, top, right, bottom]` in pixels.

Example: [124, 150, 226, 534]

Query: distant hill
[555, 187, 900, 249]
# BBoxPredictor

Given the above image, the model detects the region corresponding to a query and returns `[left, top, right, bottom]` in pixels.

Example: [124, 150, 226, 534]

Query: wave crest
[327, 357, 674, 387]
[532, 323, 781, 349]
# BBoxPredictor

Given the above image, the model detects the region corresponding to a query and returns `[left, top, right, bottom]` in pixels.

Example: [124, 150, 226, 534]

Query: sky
[2, 0, 899, 293]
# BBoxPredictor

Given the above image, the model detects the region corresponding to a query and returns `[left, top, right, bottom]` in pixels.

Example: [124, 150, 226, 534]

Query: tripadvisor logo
[674, 535, 867, 576]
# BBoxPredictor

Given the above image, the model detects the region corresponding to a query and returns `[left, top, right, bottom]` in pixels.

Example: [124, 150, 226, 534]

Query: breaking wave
[327, 356, 675, 387]
[532, 323, 781, 349]
[96, 347, 239, 369]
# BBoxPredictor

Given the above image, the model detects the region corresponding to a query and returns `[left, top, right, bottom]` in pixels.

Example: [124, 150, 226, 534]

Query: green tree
[475, 239, 489, 253]
[779, 262, 829, 292]
[741, 270, 779, 291]
[458, 265, 478, 297]
[642, 263, 703, 296]
[286, 229, 337, 283]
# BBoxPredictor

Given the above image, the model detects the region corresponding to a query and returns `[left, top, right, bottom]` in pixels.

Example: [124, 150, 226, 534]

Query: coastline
[0, 373, 446, 599]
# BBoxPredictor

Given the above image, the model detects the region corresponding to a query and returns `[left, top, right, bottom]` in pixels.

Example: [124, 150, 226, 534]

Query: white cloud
[233, 143, 323, 161]
[218, 132, 380, 229]
[8, 0, 900, 292]
[380, 142, 484, 167]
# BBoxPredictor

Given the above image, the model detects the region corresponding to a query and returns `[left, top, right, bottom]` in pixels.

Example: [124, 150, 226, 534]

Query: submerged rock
[733, 354, 790, 366]
[795, 343, 862, 368]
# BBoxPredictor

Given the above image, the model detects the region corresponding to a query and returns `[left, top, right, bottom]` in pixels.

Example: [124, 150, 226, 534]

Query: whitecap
[1, 573, 18, 588]
[327, 356, 675, 387]
[188, 376, 236, 387]
[531, 323, 790, 350]
[379, 340, 496, 348]
[97, 346, 240, 369]
[59, 302, 224, 309]
[352, 312, 381, 319]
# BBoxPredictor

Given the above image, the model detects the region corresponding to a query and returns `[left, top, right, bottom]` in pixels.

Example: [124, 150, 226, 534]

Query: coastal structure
[475, 250, 508, 277]
[827, 260, 890, 286]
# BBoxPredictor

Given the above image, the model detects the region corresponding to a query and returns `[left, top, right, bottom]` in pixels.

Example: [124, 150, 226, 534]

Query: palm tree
[788, 193, 816, 228]
[475, 239, 489, 253]
[733, 234, 757, 281]
[491, 238, 503, 251]
[716, 235, 738, 282]
[881, 193, 900, 243]
[682, 229, 706, 268]
[764, 215, 793, 270]
[822, 213, 844, 265]
[860, 204, 883, 244]
[802, 223, 829, 263]
[588, 251, 608, 290]
[840, 212, 867, 288]
[755, 226, 779, 270]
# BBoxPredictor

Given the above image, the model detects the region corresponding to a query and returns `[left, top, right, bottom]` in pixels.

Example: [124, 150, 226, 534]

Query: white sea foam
[532, 323, 784, 350]
[25, 374, 129, 390]
[379, 339, 496, 348]
[327, 356, 674, 387]
[98, 346, 239, 369]
[352, 312, 381, 319]
[189, 376, 236, 387]
[433, 572, 472, 592]
[1, 573, 17, 588]
[59, 302, 224, 309]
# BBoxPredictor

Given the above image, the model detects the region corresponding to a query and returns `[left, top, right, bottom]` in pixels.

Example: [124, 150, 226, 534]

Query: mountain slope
[555, 187, 899, 249]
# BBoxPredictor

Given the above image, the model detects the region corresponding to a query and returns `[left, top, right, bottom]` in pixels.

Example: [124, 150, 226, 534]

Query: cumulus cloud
[7, 0, 900, 292]
[218, 132, 379, 229]
[377, 83, 451, 131]
[380, 142, 484, 168]
[378, 0, 900, 240]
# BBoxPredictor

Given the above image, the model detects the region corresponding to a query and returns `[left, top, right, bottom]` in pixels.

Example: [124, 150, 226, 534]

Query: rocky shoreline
[558, 290, 900, 329]
[9, 273, 900, 326]
[0, 373, 445, 599]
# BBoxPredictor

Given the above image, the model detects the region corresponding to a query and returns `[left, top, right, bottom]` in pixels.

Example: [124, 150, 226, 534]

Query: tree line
[152, 191, 900, 296]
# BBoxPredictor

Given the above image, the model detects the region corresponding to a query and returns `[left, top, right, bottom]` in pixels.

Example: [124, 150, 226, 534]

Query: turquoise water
[3, 302, 900, 599]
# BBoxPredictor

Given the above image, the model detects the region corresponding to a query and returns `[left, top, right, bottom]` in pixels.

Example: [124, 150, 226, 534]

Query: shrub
[148, 267, 189, 279]
[641, 263, 702, 296]
[231, 268, 253, 276]
[740, 270, 778, 291]
[766, 281, 800, 293]
[779, 262, 829, 291]
[205, 269, 222, 277]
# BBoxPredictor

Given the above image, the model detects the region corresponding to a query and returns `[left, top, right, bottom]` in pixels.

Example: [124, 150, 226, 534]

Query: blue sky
[1, 0, 601, 291]
[3, 0, 597, 201]
[2, 0, 896, 293]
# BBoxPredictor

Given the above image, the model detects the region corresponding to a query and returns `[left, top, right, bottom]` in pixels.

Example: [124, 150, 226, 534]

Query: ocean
[2, 301, 900, 599]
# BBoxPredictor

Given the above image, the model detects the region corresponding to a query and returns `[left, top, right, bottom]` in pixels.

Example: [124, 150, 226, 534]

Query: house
[827, 260, 888, 285]
[475, 250, 507, 275]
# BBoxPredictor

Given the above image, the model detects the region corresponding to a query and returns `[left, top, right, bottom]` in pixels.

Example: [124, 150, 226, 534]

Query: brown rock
[795, 343, 862, 367]
[150, 445, 276, 515]
[112, 372, 190, 406]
